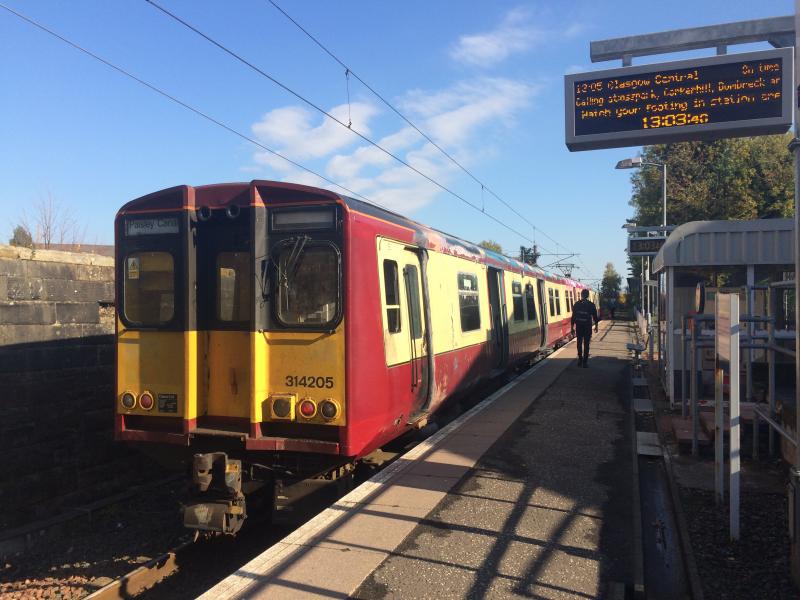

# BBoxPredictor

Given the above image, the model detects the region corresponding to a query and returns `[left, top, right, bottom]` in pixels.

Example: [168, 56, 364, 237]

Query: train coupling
[182, 452, 247, 536]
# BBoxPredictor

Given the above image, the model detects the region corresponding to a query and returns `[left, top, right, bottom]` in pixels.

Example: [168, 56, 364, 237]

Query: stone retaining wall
[0, 245, 165, 532]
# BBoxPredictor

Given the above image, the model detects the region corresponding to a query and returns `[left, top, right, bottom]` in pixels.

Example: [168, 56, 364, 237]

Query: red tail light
[299, 399, 317, 418]
[139, 391, 154, 411]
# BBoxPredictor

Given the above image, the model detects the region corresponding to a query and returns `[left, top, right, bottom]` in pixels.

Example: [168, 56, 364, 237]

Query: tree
[628, 133, 794, 226]
[8, 225, 34, 248]
[19, 192, 85, 249]
[478, 240, 503, 254]
[600, 262, 622, 306]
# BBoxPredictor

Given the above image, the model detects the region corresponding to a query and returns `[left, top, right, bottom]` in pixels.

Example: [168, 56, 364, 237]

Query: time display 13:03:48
[642, 113, 710, 128]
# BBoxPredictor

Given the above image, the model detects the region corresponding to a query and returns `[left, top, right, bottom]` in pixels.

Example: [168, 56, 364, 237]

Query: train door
[195, 202, 254, 425]
[487, 267, 508, 367]
[537, 278, 548, 348]
[378, 239, 431, 418]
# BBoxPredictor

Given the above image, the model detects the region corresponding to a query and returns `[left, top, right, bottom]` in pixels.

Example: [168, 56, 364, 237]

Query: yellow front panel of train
[116, 322, 196, 420]
[202, 331, 251, 419]
[257, 323, 346, 425]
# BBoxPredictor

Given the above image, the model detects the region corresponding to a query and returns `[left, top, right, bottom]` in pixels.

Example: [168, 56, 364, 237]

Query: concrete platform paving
[200, 321, 635, 599]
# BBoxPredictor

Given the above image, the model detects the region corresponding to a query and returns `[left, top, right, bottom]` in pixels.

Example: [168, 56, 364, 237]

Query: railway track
[75, 352, 554, 599]
[85, 541, 193, 600]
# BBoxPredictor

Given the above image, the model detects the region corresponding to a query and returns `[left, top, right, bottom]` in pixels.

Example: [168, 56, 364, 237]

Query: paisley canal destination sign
[565, 47, 793, 151]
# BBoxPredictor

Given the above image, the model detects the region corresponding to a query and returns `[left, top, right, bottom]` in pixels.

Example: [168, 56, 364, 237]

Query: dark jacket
[571, 298, 598, 329]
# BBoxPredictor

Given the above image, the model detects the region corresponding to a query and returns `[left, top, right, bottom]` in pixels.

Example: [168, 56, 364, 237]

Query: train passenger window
[525, 284, 536, 321]
[458, 273, 480, 332]
[276, 244, 339, 327]
[548, 288, 555, 317]
[217, 252, 251, 322]
[404, 265, 423, 340]
[512, 281, 524, 322]
[124, 251, 175, 325]
[383, 260, 401, 333]
[556, 290, 562, 315]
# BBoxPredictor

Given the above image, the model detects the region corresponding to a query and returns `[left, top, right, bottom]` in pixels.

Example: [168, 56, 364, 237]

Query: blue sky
[0, 0, 792, 283]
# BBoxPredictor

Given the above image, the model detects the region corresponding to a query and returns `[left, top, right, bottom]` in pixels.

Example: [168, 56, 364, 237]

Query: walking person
[571, 289, 599, 367]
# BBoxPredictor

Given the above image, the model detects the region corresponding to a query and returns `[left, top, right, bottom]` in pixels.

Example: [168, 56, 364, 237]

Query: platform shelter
[652, 218, 794, 405]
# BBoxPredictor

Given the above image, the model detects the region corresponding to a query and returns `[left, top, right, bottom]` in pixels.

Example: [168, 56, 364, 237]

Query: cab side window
[383, 260, 401, 333]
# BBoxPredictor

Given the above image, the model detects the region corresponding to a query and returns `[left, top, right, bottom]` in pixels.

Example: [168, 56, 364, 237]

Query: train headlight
[319, 399, 339, 421]
[299, 398, 317, 419]
[270, 394, 295, 420]
[139, 391, 155, 411]
[120, 392, 136, 410]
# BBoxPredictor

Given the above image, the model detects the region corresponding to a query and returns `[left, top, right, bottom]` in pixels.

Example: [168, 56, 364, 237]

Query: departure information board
[628, 236, 666, 257]
[565, 48, 792, 151]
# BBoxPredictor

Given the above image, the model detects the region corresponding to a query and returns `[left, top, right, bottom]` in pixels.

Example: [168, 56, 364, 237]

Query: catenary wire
[0, 3, 371, 205]
[1, 2, 593, 279]
[143, 0, 587, 262]
[263, 0, 568, 253]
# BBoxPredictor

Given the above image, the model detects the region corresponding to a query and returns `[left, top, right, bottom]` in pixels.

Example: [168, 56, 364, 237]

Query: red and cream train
[114, 180, 596, 533]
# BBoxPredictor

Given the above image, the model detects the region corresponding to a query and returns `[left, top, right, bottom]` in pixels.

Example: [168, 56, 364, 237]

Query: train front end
[115, 181, 350, 535]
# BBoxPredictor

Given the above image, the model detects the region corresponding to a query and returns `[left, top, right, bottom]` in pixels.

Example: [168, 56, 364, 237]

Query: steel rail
[84, 540, 194, 600]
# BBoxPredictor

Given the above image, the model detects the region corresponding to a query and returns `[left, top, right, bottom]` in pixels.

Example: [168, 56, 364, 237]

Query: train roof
[119, 180, 591, 289]
[340, 191, 588, 289]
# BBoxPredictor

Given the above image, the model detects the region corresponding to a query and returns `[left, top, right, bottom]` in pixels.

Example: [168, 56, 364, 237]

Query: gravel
[680, 486, 797, 599]
[0, 480, 188, 599]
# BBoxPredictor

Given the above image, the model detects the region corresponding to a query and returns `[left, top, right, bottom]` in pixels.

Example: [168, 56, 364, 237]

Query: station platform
[200, 321, 635, 599]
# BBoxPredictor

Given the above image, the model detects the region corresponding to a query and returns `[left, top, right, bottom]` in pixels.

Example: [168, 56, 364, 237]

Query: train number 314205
[285, 375, 335, 389]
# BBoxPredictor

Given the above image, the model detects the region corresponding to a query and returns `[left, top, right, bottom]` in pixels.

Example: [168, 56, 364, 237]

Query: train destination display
[565, 48, 792, 151]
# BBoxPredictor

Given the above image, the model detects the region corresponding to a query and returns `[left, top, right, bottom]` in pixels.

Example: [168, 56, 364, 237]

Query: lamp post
[621, 222, 643, 313]
[617, 157, 668, 325]
[615, 156, 667, 228]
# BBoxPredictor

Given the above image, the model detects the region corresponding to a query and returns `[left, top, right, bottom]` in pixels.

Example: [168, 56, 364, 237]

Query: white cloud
[251, 102, 378, 160]
[450, 7, 584, 68]
[450, 7, 543, 67]
[246, 76, 536, 214]
[406, 78, 535, 146]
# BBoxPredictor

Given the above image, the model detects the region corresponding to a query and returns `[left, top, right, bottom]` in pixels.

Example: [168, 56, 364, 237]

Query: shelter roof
[652, 218, 793, 273]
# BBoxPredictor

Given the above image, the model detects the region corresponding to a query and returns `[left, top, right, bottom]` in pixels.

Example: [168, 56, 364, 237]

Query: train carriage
[114, 180, 595, 534]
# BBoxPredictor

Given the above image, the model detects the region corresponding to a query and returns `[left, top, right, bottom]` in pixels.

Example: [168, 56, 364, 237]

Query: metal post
[730, 295, 741, 541]
[682, 316, 688, 418]
[667, 267, 676, 405]
[715, 357, 724, 505]
[747, 268, 755, 401]
[641, 258, 645, 315]
[769, 288, 777, 456]
[691, 325, 699, 456]
[754, 401, 761, 460]
[658, 273, 663, 384]
[791, 1, 800, 584]
[662, 162, 667, 229]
